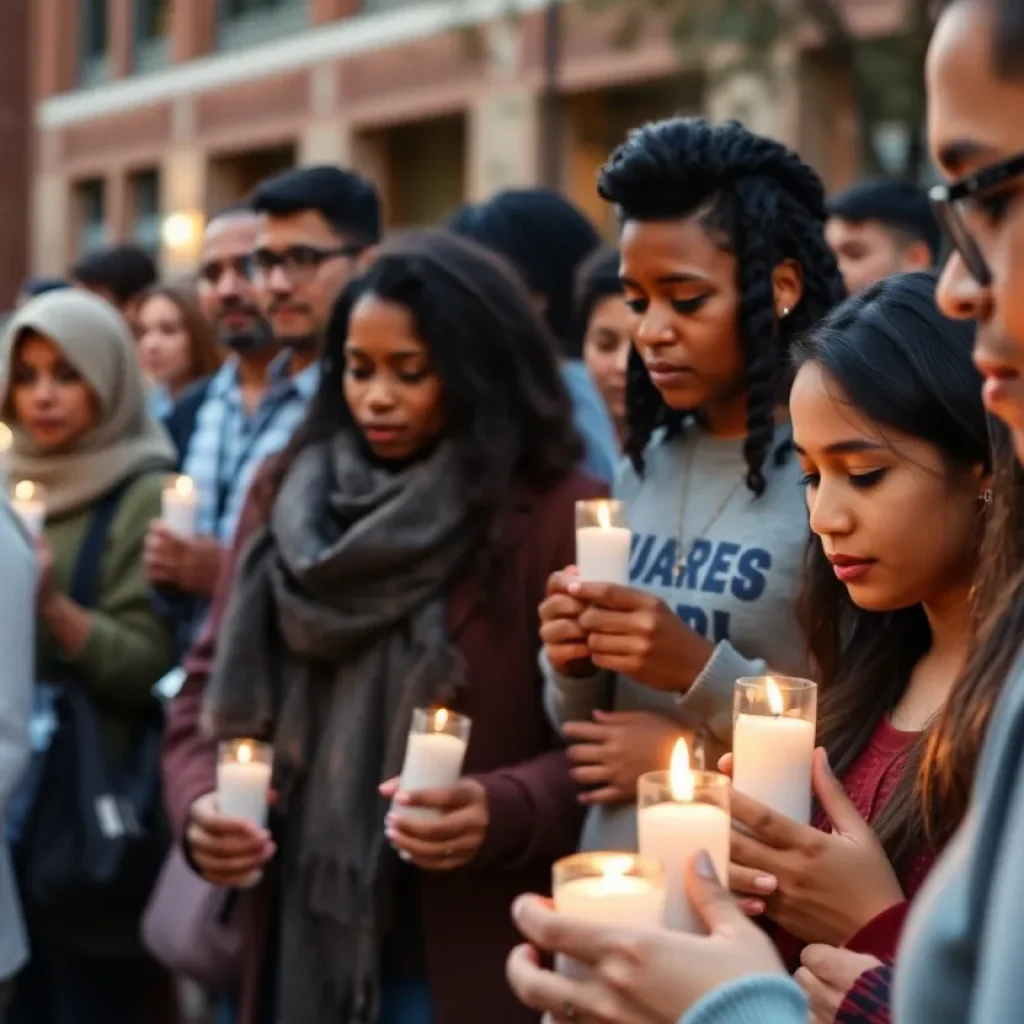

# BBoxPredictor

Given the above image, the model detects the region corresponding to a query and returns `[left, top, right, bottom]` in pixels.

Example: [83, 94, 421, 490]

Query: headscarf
[1, 289, 177, 517]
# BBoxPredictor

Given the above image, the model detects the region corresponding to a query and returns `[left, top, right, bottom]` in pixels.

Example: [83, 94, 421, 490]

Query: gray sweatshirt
[681, 647, 1024, 1024]
[544, 422, 809, 852]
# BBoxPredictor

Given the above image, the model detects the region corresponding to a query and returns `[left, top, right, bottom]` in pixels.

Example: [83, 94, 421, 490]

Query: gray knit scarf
[202, 432, 478, 1024]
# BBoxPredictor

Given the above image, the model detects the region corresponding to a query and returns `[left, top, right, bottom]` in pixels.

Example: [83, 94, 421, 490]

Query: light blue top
[679, 647, 1024, 1024]
[561, 359, 619, 484]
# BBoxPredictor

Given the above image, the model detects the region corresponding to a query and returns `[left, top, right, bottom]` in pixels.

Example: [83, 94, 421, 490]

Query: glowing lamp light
[162, 211, 204, 252]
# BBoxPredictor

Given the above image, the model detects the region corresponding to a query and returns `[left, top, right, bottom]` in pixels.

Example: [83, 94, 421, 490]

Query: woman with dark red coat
[161, 230, 604, 1024]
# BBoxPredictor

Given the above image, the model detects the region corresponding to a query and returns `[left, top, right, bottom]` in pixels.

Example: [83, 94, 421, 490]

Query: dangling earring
[980, 489, 993, 505]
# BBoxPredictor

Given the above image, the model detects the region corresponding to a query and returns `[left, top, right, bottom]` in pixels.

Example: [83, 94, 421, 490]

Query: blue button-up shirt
[182, 351, 320, 545]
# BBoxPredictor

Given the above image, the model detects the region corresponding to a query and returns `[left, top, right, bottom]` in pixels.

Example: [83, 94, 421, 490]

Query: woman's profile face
[343, 294, 446, 462]
[791, 360, 982, 613]
[137, 294, 193, 394]
[930, 0, 1024, 462]
[583, 293, 632, 436]
[11, 332, 100, 451]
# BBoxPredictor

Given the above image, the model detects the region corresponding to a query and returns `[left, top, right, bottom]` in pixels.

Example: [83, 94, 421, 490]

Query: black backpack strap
[69, 475, 141, 610]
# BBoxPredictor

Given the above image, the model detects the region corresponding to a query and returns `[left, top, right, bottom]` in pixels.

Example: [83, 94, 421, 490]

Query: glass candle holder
[11, 480, 46, 539]
[162, 474, 197, 538]
[394, 708, 472, 822]
[637, 739, 730, 933]
[733, 676, 817, 824]
[217, 739, 273, 826]
[575, 499, 631, 585]
[552, 852, 666, 977]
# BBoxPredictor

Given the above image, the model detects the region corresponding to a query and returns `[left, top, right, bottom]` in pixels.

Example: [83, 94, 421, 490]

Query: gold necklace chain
[672, 436, 746, 585]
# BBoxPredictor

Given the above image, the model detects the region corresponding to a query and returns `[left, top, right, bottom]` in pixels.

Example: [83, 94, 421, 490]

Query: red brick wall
[0, 0, 30, 307]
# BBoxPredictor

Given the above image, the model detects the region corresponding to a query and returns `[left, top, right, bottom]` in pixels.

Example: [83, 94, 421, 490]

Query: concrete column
[466, 90, 543, 201]
[349, 132, 393, 224]
[161, 146, 208, 273]
[106, 168, 130, 242]
[109, 0, 133, 78]
[31, 174, 72, 276]
[300, 63, 349, 165]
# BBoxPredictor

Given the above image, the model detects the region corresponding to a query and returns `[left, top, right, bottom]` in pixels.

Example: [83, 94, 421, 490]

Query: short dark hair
[20, 276, 68, 299]
[70, 245, 158, 304]
[250, 165, 381, 247]
[572, 246, 622, 354]
[827, 179, 942, 261]
[448, 189, 601, 355]
[598, 116, 846, 496]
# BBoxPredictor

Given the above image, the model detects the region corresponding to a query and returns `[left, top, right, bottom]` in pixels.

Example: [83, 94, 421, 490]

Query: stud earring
[778, 306, 791, 318]
[980, 489, 993, 504]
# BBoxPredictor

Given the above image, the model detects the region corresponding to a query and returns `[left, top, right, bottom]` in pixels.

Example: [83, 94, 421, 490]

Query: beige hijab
[1, 289, 176, 518]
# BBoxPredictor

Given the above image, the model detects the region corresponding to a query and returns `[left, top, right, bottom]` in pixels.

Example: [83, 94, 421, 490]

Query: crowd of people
[0, 0, 1021, 1022]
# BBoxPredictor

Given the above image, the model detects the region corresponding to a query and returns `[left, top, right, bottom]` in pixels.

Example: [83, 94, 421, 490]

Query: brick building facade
[27, 0, 906, 284]
[1, 0, 31, 307]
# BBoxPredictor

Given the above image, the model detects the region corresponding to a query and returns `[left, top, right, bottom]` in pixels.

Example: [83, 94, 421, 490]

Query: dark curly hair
[598, 117, 846, 495]
[271, 229, 582, 562]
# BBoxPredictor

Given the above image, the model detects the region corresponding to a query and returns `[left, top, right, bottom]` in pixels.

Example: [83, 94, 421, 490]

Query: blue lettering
[679, 539, 712, 590]
[702, 541, 741, 595]
[732, 548, 772, 602]
[676, 604, 709, 637]
[712, 609, 731, 643]
[629, 534, 656, 582]
[644, 538, 677, 588]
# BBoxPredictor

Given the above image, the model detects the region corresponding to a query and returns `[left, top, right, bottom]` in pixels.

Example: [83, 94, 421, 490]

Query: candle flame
[434, 708, 449, 731]
[766, 677, 784, 717]
[596, 501, 612, 530]
[0, 423, 11, 451]
[14, 480, 36, 502]
[174, 475, 195, 498]
[669, 738, 694, 802]
[237, 742, 252, 764]
[602, 855, 634, 881]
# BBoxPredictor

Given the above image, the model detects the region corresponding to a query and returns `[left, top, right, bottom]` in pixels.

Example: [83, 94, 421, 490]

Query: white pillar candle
[11, 480, 45, 539]
[553, 853, 666, 977]
[733, 677, 817, 824]
[217, 739, 273, 826]
[575, 499, 631, 585]
[0, 422, 12, 486]
[637, 740, 731, 933]
[395, 708, 471, 822]
[162, 474, 197, 538]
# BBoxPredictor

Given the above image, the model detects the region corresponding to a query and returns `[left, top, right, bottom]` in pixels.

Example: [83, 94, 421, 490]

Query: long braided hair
[598, 117, 846, 494]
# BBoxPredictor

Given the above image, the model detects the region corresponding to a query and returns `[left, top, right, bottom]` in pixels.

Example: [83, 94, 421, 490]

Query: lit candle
[11, 480, 45, 539]
[0, 422, 12, 479]
[395, 708, 471, 822]
[553, 852, 665, 977]
[733, 676, 817, 824]
[217, 739, 273, 826]
[637, 739, 731, 933]
[575, 499, 631, 585]
[162, 474, 197, 537]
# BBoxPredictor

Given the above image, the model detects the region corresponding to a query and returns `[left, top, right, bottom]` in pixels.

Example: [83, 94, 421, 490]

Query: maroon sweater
[774, 718, 934, 969]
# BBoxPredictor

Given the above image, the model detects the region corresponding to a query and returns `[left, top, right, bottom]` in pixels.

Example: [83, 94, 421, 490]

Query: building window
[79, 0, 109, 87]
[134, 0, 170, 73]
[130, 170, 162, 260]
[76, 179, 108, 255]
[216, 0, 308, 51]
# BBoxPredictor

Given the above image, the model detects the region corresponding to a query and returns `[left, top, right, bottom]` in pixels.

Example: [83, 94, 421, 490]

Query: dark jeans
[9, 941, 172, 1024]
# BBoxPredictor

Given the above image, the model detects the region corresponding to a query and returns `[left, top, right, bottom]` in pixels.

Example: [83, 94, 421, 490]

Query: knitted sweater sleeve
[679, 975, 808, 1024]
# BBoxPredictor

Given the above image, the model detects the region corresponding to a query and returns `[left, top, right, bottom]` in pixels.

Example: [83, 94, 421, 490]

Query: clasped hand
[725, 748, 905, 946]
[380, 776, 489, 870]
[539, 569, 712, 692]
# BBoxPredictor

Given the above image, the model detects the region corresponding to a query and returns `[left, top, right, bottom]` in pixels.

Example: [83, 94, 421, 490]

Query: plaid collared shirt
[182, 351, 320, 545]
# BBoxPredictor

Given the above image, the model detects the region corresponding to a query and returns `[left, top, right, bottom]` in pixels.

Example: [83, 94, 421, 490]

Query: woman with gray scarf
[163, 230, 605, 1024]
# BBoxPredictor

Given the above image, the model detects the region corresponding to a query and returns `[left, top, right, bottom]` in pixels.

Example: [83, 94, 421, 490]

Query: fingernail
[820, 748, 835, 776]
[694, 850, 719, 881]
[567, 581, 581, 595]
[754, 875, 777, 893]
[511, 895, 528, 922]
[744, 900, 765, 916]
[394, 791, 411, 806]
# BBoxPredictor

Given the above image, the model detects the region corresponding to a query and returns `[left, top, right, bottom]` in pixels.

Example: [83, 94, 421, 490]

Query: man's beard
[222, 326, 275, 353]
[279, 333, 321, 354]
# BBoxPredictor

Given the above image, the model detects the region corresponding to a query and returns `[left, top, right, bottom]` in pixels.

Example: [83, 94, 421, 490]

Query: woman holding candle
[162, 230, 604, 1024]
[540, 117, 846, 851]
[1, 289, 177, 1023]
[575, 247, 632, 449]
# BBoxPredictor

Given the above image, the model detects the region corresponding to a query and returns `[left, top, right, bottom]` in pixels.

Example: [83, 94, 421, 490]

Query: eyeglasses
[246, 244, 363, 285]
[930, 149, 1024, 286]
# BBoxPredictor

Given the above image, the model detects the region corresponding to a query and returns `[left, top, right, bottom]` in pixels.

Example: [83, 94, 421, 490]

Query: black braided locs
[599, 117, 847, 493]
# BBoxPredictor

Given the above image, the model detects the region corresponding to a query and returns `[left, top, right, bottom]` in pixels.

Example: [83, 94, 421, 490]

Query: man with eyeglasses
[144, 169, 380, 654]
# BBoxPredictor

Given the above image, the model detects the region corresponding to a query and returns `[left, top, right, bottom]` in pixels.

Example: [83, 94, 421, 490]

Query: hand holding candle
[575, 499, 631, 585]
[11, 480, 45, 539]
[162, 474, 197, 537]
[393, 708, 471, 822]
[733, 677, 817, 824]
[217, 739, 273, 826]
[637, 738, 730, 933]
